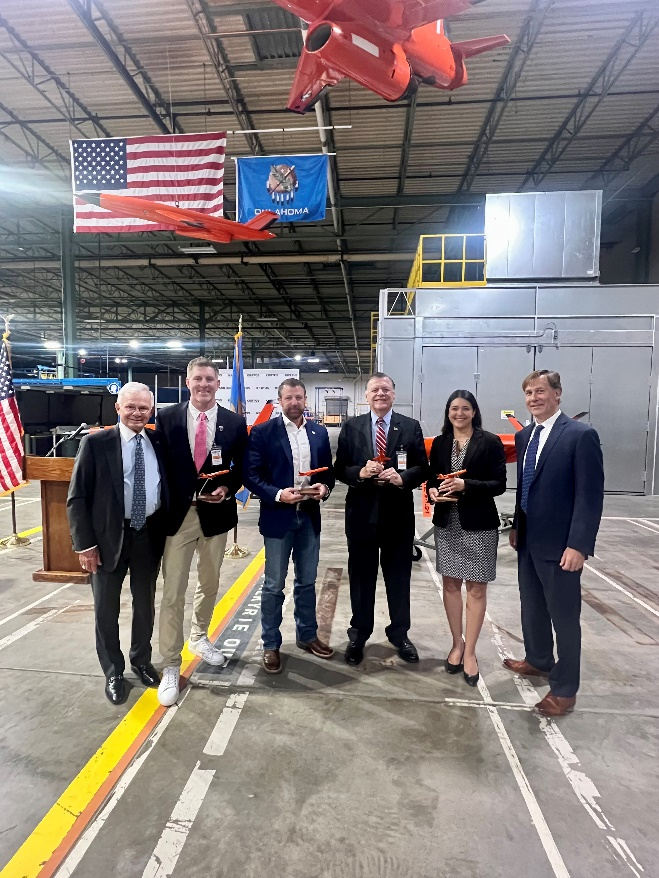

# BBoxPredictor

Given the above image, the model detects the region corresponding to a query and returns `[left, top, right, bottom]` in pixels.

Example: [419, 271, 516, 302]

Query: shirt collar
[282, 413, 306, 431]
[534, 409, 562, 430]
[118, 421, 146, 443]
[189, 401, 215, 421]
[371, 408, 393, 427]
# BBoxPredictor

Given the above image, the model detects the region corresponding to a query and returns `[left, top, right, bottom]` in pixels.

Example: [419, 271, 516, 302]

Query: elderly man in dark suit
[154, 357, 248, 707]
[507, 369, 604, 717]
[335, 372, 428, 666]
[67, 383, 168, 705]
[244, 378, 335, 674]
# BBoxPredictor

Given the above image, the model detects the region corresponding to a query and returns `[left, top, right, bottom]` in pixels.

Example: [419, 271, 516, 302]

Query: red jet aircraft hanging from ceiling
[80, 193, 279, 245]
[271, 0, 510, 113]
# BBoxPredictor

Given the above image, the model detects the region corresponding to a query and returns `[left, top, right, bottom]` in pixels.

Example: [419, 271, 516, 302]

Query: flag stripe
[126, 148, 226, 161]
[127, 133, 227, 146]
[0, 336, 24, 492]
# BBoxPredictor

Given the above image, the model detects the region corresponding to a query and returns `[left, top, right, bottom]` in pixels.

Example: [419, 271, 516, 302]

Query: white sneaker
[189, 636, 227, 667]
[158, 666, 180, 707]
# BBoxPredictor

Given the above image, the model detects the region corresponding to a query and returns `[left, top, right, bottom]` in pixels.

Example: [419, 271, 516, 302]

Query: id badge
[211, 446, 223, 467]
[396, 450, 407, 470]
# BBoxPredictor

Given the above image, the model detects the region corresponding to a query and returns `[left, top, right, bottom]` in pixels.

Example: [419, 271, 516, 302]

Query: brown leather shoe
[262, 649, 282, 674]
[296, 638, 334, 659]
[503, 657, 550, 679]
[535, 693, 576, 717]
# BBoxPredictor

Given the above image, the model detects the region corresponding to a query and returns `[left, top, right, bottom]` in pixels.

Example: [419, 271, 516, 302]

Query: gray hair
[117, 382, 154, 405]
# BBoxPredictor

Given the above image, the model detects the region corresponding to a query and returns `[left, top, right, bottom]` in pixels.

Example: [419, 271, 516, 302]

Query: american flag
[70, 132, 226, 232]
[0, 334, 24, 492]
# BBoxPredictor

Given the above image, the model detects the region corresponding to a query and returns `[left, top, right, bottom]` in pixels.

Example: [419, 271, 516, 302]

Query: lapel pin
[311, 430, 316, 435]
[218, 425, 224, 431]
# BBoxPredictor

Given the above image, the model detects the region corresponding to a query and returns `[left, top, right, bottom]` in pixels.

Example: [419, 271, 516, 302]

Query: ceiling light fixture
[294, 354, 302, 361]
[129, 339, 140, 349]
[307, 357, 320, 363]
[178, 245, 217, 254]
[166, 340, 184, 350]
[319, 368, 329, 372]
[77, 349, 87, 357]
[44, 340, 60, 350]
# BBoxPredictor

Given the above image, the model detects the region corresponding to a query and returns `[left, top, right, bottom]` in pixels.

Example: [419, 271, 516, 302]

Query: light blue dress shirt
[370, 408, 392, 452]
[118, 422, 161, 520]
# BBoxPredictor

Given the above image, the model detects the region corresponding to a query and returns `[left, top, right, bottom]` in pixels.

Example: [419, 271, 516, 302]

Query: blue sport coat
[513, 412, 604, 560]
[244, 416, 335, 539]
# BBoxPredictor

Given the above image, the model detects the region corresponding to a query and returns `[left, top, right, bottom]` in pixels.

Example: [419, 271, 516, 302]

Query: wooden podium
[25, 455, 89, 584]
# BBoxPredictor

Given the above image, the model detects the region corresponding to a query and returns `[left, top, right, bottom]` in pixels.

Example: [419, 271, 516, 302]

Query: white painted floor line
[584, 562, 659, 621]
[0, 497, 41, 510]
[141, 761, 215, 878]
[0, 582, 75, 628]
[607, 837, 644, 878]
[624, 519, 659, 534]
[203, 692, 249, 756]
[0, 601, 78, 651]
[416, 537, 570, 878]
[57, 688, 192, 878]
[638, 518, 659, 533]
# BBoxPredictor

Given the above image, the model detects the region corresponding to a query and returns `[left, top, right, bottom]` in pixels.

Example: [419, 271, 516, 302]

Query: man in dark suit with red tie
[335, 372, 428, 665]
[154, 357, 248, 707]
[507, 369, 604, 717]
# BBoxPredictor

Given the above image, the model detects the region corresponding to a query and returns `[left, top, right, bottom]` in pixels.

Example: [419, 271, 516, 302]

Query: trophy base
[297, 486, 319, 496]
[435, 495, 458, 503]
[197, 494, 225, 503]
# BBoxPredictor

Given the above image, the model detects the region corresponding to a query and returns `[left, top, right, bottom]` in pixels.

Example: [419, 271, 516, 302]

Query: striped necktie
[520, 424, 544, 513]
[131, 434, 147, 530]
[375, 417, 387, 458]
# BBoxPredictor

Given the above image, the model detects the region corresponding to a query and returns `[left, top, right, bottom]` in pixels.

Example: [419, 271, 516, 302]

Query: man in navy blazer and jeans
[507, 369, 604, 717]
[244, 378, 335, 674]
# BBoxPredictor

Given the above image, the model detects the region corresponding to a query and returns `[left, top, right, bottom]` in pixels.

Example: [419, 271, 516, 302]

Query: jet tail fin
[451, 34, 510, 59]
[244, 210, 279, 231]
[287, 46, 344, 114]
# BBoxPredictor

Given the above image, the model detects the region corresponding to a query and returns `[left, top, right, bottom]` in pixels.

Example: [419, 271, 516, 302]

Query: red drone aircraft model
[80, 193, 279, 245]
[270, 0, 510, 112]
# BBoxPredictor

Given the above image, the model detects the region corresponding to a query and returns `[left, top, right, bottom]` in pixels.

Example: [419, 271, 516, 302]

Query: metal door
[475, 346, 534, 489]
[420, 346, 477, 438]
[589, 347, 651, 493]
[535, 347, 593, 421]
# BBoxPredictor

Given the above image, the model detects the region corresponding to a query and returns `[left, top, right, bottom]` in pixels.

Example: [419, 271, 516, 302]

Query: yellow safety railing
[370, 311, 378, 373]
[407, 233, 486, 288]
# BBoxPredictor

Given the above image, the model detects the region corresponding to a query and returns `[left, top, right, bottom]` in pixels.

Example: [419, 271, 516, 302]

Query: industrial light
[211, 358, 224, 363]
[178, 245, 217, 254]
[166, 340, 184, 349]
[44, 340, 60, 350]
[308, 357, 320, 363]
[128, 340, 140, 349]
[77, 349, 87, 357]
[294, 354, 302, 361]
[114, 357, 128, 364]
[319, 369, 329, 372]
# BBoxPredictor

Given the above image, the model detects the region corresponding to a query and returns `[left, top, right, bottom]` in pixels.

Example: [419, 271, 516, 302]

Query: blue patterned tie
[520, 425, 544, 513]
[131, 434, 147, 530]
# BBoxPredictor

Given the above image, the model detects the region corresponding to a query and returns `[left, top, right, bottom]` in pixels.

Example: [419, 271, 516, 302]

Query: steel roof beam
[0, 102, 69, 178]
[66, 0, 180, 135]
[520, 11, 659, 190]
[185, 0, 263, 155]
[393, 94, 418, 231]
[457, 0, 556, 194]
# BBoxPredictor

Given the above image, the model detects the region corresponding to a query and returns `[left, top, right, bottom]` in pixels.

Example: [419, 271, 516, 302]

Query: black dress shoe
[345, 642, 364, 665]
[446, 648, 465, 674]
[464, 657, 479, 687]
[397, 639, 419, 663]
[131, 663, 160, 687]
[105, 674, 127, 705]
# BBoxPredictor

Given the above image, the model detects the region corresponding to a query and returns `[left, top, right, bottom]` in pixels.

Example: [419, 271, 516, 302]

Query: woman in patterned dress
[427, 391, 506, 686]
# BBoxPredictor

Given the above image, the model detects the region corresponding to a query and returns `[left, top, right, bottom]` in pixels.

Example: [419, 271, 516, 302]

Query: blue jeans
[262, 509, 320, 650]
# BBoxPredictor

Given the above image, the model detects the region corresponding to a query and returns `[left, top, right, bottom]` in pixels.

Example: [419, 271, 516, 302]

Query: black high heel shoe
[463, 657, 479, 687]
[445, 647, 464, 674]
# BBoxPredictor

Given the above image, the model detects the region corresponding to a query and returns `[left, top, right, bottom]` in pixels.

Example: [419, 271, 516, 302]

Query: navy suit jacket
[513, 413, 604, 561]
[244, 416, 335, 539]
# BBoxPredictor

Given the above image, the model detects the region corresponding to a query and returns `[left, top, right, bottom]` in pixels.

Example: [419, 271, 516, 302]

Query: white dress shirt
[187, 401, 217, 460]
[119, 422, 161, 519]
[275, 415, 311, 502]
[523, 409, 563, 469]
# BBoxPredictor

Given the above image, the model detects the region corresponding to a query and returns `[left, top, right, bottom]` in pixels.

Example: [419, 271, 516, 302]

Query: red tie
[194, 411, 208, 471]
[376, 417, 387, 458]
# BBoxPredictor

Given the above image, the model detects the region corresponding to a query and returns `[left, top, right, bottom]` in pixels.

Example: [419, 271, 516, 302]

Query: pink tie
[194, 411, 208, 472]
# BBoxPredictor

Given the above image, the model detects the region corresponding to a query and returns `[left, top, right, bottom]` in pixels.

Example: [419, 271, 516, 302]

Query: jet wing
[287, 46, 344, 114]
[340, 0, 474, 37]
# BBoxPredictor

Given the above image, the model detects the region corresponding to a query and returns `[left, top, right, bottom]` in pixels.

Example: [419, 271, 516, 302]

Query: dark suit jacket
[427, 429, 506, 531]
[154, 402, 248, 538]
[335, 411, 428, 542]
[244, 416, 335, 539]
[66, 425, 169, 572]
[513, 413, 604, 560]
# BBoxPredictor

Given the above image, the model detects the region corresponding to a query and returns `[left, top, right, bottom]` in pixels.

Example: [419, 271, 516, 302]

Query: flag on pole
[0, 323, 24, 493]
[70, 132, 226, 233]
[230, 319, 250, 507]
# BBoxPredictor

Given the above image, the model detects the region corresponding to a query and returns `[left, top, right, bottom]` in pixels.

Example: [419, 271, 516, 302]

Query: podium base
[0, 534, 31, 548]
[33, 569, 89, 584]
[224, 543, 250, 559]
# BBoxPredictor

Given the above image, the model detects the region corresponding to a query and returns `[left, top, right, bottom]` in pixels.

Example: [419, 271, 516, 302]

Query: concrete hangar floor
[1, 442, 658, 878]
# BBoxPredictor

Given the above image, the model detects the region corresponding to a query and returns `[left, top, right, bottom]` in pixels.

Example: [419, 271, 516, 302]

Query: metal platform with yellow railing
[407, 233, 487, 287]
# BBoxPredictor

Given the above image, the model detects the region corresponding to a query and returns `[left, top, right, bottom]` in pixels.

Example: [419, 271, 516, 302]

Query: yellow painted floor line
[0, 548, 265, 878]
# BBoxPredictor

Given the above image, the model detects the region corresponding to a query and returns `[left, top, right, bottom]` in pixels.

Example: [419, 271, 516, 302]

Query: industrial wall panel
[420, 347, 477, 437]
[534, 192, 566, 279]
[380, 316, 414, 338]
[563, 191, 601, 280]
[535, 347, 593, 422]
[508, 194, 536, 280]
[415, 287, 535, 318]
[382, 338, 414, 407]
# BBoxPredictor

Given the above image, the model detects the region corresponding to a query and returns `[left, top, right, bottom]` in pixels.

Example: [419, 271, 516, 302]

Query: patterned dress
[434, 437, 499, 582]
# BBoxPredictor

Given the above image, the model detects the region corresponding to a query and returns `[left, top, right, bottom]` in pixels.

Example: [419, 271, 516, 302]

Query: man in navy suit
[244, 378, 335, 674]
[506, 369, 604, 717]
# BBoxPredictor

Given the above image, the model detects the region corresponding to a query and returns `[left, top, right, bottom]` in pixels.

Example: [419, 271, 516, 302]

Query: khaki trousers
[159, 506, 228, 667]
